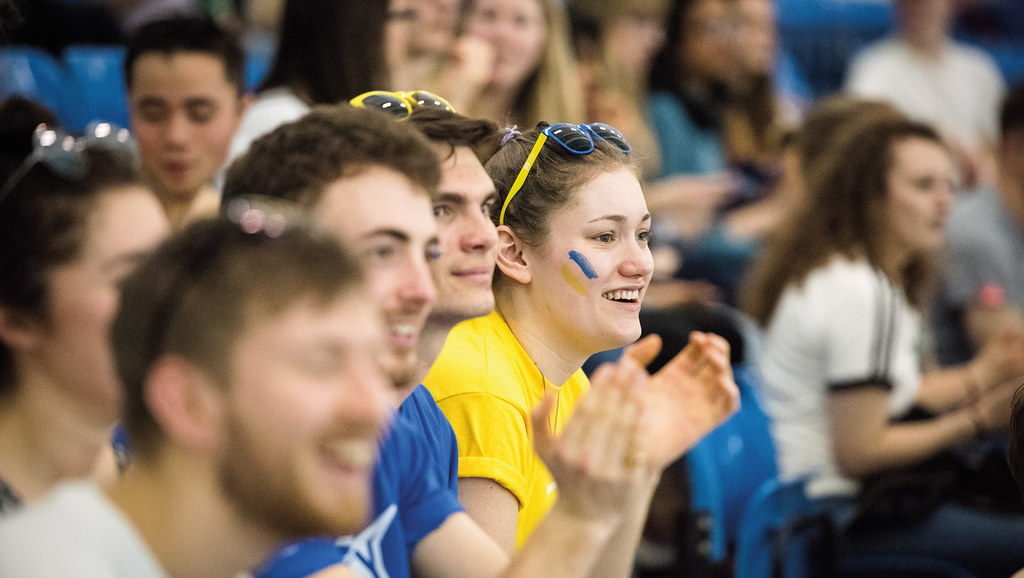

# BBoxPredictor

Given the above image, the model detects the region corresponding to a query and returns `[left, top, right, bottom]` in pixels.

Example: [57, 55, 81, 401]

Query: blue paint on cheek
[568, 250, 598, 279]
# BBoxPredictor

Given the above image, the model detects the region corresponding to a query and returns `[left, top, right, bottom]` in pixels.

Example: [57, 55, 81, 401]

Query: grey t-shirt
[0, 481, 167, 577]
[934, 187, 1024, 365]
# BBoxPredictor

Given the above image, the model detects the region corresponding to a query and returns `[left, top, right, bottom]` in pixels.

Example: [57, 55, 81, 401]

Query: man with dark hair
[934, 82, 1024, 367]
[404, 108, 502, 491]
[409, 107, 501, 330]
[0, 217, 393, 577]
[125, 15, 250, 229]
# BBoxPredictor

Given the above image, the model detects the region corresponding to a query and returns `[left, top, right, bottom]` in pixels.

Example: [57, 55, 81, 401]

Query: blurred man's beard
[386, 350, 419, 392]
[431, 293, 494, 326]
[219, 413, 370, 539]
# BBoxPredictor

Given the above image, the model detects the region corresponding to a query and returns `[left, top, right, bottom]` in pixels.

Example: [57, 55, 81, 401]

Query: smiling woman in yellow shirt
[425, 122, 738, 561]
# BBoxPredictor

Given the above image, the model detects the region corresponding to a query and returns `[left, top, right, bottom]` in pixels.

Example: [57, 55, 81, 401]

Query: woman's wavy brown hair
[741, 113, 947, 325]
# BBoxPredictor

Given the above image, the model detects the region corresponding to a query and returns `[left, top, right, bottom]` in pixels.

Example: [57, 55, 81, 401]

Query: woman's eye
[638, 230, 651, 243]
[912, 177, 934, 191]
[595, 233, 614, 243]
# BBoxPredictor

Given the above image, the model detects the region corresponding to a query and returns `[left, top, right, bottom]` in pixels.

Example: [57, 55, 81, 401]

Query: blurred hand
[532, 359, 652, 522]
[588, 90, 645, 138]
[972, 328, 1024, 390]
[621, 332, 740, 469]
[944, 135, 994, 191]
[645, 174, 734, 240]
[435, 35, 495, 112]
[973, 378, 1019, 432]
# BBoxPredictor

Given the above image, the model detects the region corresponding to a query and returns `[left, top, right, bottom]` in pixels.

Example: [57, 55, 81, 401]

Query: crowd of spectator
[3, 0, 1024, 576]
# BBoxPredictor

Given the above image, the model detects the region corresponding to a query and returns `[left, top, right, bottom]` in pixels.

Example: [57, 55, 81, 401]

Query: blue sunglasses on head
[498, 123, 631, 226]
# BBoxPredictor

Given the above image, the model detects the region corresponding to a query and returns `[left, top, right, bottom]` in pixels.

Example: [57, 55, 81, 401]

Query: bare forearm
[587, 475, 660, 578]
[501, 501, 619, 578]
[836, 411, 978, 478]
[917, 365, 979, 413]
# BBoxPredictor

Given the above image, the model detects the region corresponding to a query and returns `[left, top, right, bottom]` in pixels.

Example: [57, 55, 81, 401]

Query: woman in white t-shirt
[742, 113, 1024, 575]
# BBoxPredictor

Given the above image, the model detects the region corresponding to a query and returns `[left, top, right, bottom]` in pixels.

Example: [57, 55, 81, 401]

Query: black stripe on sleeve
[828, 378, 893, 394]
[871, 270, 893, 376]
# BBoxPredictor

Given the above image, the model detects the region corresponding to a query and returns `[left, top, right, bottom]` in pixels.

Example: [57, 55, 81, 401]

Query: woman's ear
[144, 355, 223, 453]
[495, 225, 532, 285]
[0, 306, 43, 352]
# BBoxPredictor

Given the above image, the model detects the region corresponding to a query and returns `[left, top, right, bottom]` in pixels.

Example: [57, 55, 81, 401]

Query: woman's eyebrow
[587, 212, 651, 223]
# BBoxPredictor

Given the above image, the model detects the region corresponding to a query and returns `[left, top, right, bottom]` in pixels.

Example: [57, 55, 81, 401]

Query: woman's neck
[865, 244, 911, 288]
[495, 297, 586, 388]
[903, 27, 948, 59]
[0, 383, 114, 503]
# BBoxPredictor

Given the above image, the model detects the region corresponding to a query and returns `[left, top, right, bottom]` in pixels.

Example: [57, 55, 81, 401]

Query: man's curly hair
[223, 104, 441, 207]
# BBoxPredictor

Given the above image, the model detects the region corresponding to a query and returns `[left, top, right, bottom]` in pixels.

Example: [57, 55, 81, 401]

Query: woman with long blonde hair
[460, 0, 584, 128]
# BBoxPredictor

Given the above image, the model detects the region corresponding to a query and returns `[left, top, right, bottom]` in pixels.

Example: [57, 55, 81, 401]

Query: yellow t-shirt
[423, 311, 589, 548]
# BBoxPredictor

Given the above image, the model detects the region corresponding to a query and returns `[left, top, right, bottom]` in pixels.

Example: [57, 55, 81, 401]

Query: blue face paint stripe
[568, 250, 598, 279]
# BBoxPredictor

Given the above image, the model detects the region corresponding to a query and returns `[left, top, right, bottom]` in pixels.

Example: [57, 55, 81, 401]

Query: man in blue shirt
[225, 106, 465, 578]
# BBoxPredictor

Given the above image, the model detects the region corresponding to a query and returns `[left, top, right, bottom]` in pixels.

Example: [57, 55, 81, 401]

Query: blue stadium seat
[776, 49, 814, 111]
[733, 476, 835, 578]
[246, 44, 273, 92]
[775, 0, 895, 98]
[63, 44, 129, 131]
[686, 363, 778, 564]
[734, 474, 980, 578]
[776, 0, 894, 29]
[0, 45, 84, 129]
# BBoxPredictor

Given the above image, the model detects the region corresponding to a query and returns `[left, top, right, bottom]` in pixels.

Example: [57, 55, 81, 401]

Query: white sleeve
[810, 264, 896, 390]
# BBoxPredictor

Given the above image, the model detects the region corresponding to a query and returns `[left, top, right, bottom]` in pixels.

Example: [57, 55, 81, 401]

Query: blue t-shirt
[647, 91, 726, 178]
[255, 406, 463, 578]
[398, 384, 459, 493]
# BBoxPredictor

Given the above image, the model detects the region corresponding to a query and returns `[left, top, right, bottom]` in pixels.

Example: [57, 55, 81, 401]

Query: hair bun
[500, 125, 521, 148]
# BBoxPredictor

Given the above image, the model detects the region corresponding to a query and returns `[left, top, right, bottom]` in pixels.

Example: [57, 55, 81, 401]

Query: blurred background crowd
[3, 0, 1023, 311]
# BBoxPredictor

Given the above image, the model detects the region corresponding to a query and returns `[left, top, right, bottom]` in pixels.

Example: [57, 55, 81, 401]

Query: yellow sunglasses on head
[349, 90, 455, 120]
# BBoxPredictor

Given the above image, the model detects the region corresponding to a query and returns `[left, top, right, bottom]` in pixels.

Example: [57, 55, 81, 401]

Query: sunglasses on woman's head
[498, 122, 632, 226]
[0, 122, 137, 206]
[349, 90, 455, 120]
